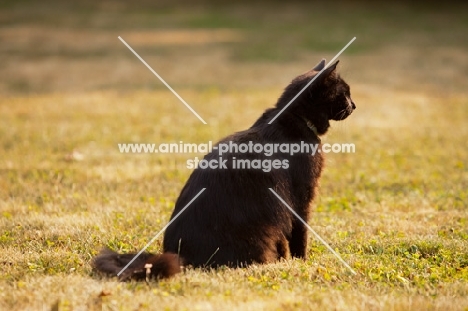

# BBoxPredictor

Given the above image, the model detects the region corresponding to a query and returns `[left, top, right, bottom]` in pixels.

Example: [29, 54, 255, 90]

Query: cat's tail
[92, 248, 182, 281]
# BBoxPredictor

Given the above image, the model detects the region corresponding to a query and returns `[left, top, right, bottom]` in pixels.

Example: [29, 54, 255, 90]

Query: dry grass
[1, 1, 468, 310]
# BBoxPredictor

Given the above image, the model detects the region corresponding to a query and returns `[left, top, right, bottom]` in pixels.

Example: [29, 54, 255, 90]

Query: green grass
[1, 1, 468, 310]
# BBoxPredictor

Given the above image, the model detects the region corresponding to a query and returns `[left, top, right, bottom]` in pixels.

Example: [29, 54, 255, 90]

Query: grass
[1, 0, 468, 310]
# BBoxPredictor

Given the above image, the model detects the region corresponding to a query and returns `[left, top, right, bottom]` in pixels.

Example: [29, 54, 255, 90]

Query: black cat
[93, 59, 356, 281]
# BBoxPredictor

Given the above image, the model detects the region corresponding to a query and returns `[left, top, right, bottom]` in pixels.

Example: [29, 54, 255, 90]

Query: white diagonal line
[268, 188, 357, 275]
[117, 188, 206, 277]
[268, 37, 356, 124]
[118, 36, 207, 125]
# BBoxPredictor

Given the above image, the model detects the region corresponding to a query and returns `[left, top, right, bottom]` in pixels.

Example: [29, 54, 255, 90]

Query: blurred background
[1, 0, 467, 96]
[0, 0, 468, 206]
[1, 0, 467, 204]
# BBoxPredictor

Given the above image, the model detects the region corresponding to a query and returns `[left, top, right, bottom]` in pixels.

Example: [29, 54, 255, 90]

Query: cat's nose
[351, 101, 356, 110]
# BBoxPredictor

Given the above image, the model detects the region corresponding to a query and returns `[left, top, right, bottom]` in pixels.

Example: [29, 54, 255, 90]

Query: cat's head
[276, 59, 356, 134]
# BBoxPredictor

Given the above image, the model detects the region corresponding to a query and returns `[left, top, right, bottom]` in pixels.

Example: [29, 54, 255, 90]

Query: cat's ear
[323, 60, 339, 76]
[313, 59, 326, 71]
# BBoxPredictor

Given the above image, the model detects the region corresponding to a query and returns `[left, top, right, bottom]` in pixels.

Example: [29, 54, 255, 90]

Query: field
[1, 0, 468, 310]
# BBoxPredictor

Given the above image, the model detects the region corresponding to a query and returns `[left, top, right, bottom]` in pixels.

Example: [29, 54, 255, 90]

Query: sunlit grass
[1, 86, 467, 310]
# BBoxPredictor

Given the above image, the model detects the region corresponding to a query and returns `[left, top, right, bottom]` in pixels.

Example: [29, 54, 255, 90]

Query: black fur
[92, 59, 355, 280]
[93, 248, 181, 281]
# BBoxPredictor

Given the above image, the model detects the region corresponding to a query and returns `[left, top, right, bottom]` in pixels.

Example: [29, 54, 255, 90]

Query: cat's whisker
[341, 110, 347, 120]
[335, 109, 347, 120]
